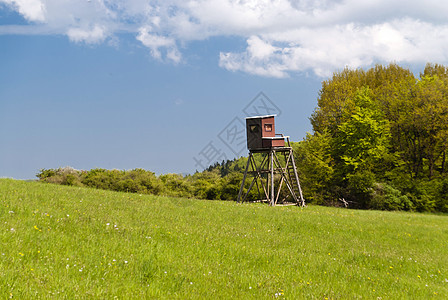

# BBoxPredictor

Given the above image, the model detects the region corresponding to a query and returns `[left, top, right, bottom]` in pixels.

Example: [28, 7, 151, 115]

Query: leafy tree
[293, 132, 334, 204]
[333, 87, 391, 174]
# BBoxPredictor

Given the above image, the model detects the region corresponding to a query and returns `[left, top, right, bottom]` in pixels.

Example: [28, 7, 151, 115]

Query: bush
[37, 167, 83, 186]
[82, 169, 121, 190]
[371, 183, 413, 211]
[436, 178, 448, 213]
[345, 170, 375, 208]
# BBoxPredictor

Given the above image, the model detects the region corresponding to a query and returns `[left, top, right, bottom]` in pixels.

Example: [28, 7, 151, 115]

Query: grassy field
[1, 178, 447, 299]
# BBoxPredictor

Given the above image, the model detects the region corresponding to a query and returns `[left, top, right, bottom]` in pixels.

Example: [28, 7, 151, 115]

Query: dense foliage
[297, 63, 448, 212]
[36, 163, 255, 201]
[37, 63, 448, 212]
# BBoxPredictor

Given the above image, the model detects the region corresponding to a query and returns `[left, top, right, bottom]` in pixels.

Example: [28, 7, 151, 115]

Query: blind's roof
[245, 114, 277, 120]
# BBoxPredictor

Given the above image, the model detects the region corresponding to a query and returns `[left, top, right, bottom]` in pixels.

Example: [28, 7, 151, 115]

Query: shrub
[371, 183, 413, 211]
[37, 167, 83, 186]
[436, 178, 448, 213]
[345, 170, 375, 208]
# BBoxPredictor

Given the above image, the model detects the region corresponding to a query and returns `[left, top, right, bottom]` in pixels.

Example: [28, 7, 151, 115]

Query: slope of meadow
[1, 179, 447, 299]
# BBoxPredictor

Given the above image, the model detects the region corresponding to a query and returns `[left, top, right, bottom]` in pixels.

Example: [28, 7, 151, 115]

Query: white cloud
[1, 0, 45, 22]
[67, 24, 107, 44]
[2, 0, 448, 76]
[136, 26, 181, 63]
[220, 19, 448, 77]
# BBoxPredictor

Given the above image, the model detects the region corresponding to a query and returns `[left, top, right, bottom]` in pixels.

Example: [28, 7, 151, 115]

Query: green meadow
[1, 178, 447, 299]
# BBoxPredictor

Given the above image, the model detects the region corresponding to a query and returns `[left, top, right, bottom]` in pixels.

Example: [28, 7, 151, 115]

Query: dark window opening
[250, 125, 259, 133]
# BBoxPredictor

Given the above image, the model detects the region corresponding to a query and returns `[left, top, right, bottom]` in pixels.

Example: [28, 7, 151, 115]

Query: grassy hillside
[1, 179, 447, 299]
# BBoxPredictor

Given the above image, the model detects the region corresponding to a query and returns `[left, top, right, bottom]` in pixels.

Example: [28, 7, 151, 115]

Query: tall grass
[1, 179, 447, 298]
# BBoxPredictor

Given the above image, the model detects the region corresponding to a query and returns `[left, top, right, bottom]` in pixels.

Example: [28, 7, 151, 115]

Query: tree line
[36, 161, 255, 201]
[295, 63, 448, 212]
[37, 63, 448, 212]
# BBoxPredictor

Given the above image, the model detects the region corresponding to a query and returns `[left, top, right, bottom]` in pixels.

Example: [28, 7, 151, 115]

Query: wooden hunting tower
[246, 115, 285, 149]
[238, 115, 305, 206]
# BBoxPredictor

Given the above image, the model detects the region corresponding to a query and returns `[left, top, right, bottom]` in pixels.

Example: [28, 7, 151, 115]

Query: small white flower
[125, 261, 128, 264]
[190, 282, 193, 285]
[66, 214, 69, 217]
[106, 223, 110, 226]
[8, 211, 14, 214]
[10, 228, 14, 232]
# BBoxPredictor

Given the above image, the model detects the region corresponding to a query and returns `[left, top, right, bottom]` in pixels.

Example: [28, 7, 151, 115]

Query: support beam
[237, 147, 305, 207]
[270, 150, 274, 206]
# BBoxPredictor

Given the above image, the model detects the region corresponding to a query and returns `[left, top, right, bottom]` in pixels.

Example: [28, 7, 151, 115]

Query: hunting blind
[238, 115, 305, 206]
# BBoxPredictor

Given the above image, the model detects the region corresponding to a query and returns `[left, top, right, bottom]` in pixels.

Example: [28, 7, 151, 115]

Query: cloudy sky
[1, 0, 447, 179]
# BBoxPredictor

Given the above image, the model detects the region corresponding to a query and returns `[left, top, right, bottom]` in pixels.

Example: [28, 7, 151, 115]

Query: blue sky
[1, 1, 448, 179]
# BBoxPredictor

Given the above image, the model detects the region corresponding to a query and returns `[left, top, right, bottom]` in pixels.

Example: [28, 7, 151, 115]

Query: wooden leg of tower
[290, 150, 305, 207]
[270, 150, 275, 206]
[251, 153, 270, 202]
[237, 153, 252, 203]
[273, 151, 298, 204]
